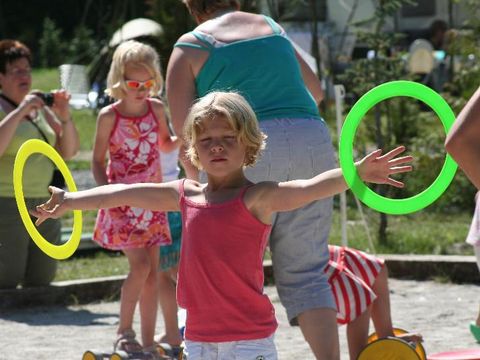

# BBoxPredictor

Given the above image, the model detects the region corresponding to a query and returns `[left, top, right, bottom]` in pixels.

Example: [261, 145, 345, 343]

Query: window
[402, 0, 436, 17]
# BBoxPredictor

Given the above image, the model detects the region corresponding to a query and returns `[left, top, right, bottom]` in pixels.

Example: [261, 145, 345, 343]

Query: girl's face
[0, 57, 32, 102]
[123, 62, 155, 102]
[195, 115, 247, 176]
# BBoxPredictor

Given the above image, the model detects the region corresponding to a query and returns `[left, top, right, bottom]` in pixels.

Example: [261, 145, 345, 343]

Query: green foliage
[407, 111, 477, 212]
[67, 26, 100, 64]
[145, 0, 195, 75]
[329, 207, 473, 255]
[338, 0, 421, 245]
[38, 18, 66, 68]
[443, 0, 480, 101]
[39, 23, 100, 68]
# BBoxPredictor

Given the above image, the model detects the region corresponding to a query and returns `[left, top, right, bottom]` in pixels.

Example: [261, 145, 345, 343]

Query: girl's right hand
[29, 186, 68, 226]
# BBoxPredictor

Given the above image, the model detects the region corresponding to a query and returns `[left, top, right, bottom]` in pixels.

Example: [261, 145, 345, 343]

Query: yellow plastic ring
[13, 139, 82, 260]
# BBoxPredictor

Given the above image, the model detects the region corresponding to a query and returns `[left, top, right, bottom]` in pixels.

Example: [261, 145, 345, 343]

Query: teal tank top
[174, 16, 321, 122]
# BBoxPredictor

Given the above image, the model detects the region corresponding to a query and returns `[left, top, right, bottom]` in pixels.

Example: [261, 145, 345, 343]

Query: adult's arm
[166, 46, 200, 180]
[0, 95, 43, 157]
[294, 49, 324, 105]
[445, 86, 480, 189]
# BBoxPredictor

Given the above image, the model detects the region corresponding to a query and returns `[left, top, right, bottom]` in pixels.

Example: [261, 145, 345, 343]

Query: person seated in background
[428, 19, 448, 51]
[326, 245, 422, 359]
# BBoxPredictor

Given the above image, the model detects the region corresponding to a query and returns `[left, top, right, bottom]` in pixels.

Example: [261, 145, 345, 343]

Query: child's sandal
[143, 345, 170, 360]
[155, 342, 184, 359]
[114, 329, 143, 353]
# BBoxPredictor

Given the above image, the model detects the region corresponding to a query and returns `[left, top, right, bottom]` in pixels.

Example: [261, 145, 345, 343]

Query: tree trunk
[379, 211, 388, 246]
[309, 0, 326, 111]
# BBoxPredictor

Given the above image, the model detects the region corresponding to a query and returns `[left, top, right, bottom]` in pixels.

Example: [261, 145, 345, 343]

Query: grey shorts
[244, 118, 337, 325]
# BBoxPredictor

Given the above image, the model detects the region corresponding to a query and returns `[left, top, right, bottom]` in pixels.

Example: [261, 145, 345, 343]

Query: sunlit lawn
[55, 206, 473, 281]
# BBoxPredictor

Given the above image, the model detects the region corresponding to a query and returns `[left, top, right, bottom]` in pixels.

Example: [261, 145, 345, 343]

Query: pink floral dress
[93, 100, 171, 250]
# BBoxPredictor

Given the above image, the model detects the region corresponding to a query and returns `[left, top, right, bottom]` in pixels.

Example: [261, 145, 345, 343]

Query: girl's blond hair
[105, 40, 162, 100]
[182, 0, 240, 17]
[183, 91, 266, 169]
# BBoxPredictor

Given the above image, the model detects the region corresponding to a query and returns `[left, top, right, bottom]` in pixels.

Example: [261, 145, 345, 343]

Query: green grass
[54, 206, 473, 282]
[31, 68, 61, 92]
[70, 108, 97, 151]
[32, 68, 97, 152]
[66, 160, 92, 170]
[328, 203, 473, 255]
[55, 251, 129, 282]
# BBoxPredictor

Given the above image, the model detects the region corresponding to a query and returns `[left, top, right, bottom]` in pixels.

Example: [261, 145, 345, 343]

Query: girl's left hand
[51, 90, 71, 121]
[356, 146, 413, 188]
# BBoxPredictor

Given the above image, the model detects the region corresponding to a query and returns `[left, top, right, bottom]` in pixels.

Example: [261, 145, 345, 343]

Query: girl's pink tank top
[177, 179, 277, 342]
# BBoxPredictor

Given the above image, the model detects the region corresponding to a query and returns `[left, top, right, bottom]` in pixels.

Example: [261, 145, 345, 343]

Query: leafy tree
[145, 0, 195, 75]
[38, 18, 66, 68]
[339, 0, 420, 246]
[67, 26, 100, 64]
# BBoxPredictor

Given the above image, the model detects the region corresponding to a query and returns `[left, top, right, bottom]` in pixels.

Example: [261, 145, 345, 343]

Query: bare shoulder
[97, 104, 116, 123]
[243, 181, 279, 223]
[244, 181, 278, 202]
[149, 98, 165, 113]
[182, 178, 203, 197]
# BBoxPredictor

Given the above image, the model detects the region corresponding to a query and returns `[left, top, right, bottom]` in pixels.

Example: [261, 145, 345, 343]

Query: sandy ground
[2, 278, 480, 359]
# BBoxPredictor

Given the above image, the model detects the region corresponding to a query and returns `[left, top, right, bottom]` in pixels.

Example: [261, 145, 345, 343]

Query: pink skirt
[93, 205, 172, 250]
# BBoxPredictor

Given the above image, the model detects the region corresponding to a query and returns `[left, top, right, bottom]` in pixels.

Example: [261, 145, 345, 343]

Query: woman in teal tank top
[166, 1, 339, 358]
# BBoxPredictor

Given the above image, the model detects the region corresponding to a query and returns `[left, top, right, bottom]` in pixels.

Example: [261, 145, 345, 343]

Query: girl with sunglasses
[91, 40, 179, 358]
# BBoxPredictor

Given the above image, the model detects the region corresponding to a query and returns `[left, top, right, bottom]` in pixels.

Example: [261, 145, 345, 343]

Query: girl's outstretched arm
[30, 181, 181, 226]
[263, 146, 413, 213]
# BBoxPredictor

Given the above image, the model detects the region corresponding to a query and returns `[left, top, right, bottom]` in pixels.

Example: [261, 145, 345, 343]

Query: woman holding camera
[0, 39, 79, 288]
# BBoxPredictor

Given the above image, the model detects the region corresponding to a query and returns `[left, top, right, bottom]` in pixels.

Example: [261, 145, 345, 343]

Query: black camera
[37, 92, 54, 107]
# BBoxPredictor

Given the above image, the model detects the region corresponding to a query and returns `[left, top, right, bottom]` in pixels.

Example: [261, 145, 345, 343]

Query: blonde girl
[33, 91, 412, 360]
[91, 40, 178, 357]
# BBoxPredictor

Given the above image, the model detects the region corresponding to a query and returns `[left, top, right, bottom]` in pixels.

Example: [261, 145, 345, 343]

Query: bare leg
[118, 248, 152, 349]
[370, 265, 422, 344]
[298, 307, 340, 360]
[138, 246, 160, 348]
[370, 266, 394, 338]
[474, 245, 480, 326]
[346, 307, 371, 360]
[157, 266, 182, 345]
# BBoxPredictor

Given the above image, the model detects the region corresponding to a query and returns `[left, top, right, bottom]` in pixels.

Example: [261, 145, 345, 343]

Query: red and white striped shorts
[325, 245, 384, 325]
